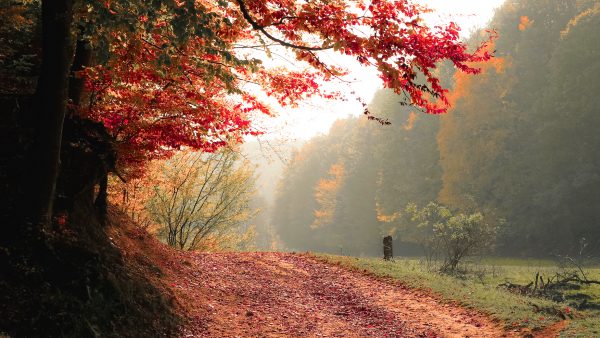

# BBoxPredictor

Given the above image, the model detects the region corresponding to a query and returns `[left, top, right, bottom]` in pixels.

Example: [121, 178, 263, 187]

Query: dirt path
[175, 252, 508, 337]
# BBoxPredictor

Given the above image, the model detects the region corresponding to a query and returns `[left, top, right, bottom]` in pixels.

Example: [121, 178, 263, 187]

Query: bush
[406, 202, 497, 272]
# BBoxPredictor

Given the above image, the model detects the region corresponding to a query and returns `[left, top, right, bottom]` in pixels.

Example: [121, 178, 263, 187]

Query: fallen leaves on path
[168, 252, 508, 337]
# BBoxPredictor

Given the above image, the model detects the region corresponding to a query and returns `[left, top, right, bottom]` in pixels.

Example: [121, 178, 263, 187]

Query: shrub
[406, 202, 497, 272]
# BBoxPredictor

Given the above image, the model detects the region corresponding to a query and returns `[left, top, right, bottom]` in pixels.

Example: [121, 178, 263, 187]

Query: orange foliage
[437, 39, 508, 208]
[312, 162, 345, 228]
[108, 172, 158, 231]
[445, 40, 505, 109]
[375, 203, 401, 223]
[518, 16, 533, 31]
[402, 111, 418, 131]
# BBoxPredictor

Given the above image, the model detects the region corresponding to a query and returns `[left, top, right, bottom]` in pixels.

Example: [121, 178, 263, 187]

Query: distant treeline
[271, 0, 600, 257]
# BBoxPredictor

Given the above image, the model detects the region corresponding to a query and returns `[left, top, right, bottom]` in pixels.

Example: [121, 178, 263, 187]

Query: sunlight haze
[251, 0, 506, 142]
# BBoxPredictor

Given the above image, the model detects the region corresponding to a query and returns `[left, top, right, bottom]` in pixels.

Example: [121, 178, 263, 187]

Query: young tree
[109, 176, 156, 230]
[404, 201, 451, 264]
[146, 148, 256, 250]
[405, 202, 497, 272]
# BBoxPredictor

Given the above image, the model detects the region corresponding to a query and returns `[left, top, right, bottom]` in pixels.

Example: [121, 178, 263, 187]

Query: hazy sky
[249, 0, 506, 142]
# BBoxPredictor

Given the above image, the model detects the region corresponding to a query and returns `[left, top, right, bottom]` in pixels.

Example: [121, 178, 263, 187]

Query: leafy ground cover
[175, 252, 507, 337]
[94, 212, 510, 337]
[314, 254, 600, 337]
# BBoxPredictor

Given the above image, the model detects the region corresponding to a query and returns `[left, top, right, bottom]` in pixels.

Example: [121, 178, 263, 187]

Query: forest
[272, 0, 600, 258]
[1, 0, 600, 336]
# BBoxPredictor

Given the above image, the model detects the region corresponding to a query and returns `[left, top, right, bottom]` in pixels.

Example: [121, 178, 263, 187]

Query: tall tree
[6, 0, 493, 230]
[29, 0, 75, 226]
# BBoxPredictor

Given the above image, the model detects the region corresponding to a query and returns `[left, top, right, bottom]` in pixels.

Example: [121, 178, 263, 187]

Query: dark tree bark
[68, 36, 93, 107]
[28, 0, 75, 227]
[95, 173, 108, 225]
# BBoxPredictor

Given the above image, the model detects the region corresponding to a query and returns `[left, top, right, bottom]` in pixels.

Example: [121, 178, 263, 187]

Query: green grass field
[314, 254, 600, 337]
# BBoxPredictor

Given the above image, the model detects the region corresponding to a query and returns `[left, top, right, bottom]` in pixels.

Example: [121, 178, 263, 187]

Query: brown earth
[170, 252, 516, 338]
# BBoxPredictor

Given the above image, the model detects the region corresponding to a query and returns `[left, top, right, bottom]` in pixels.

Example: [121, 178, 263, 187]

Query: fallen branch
[498, 269, 600, 310]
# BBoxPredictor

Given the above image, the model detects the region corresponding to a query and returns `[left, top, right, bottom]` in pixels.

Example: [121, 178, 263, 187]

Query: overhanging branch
[234, 0, 333, 51]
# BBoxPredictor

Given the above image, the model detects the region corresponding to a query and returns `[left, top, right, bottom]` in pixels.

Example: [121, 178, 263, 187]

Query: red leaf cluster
[77, 0, 494, 175]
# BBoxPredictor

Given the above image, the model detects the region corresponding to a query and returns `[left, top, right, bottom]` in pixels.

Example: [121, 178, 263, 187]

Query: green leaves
[405, 201, 496, 272]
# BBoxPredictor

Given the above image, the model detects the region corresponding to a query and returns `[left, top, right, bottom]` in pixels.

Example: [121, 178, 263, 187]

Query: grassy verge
[313, 254, 600, 337]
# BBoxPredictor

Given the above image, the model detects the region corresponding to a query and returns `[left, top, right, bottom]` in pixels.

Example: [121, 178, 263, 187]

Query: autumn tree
[272, 135, 337, 252]
[1, 0, 494, 234]
[0, 1, 499, 335]
[273, 118, 382, 255]
[146, 149, 256, 251]
[313, 162, 345, 228]
[109, 175, 156, 230]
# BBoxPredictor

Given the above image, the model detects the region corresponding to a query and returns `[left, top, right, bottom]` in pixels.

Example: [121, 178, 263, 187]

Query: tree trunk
[29, 0, 75, 227]
[95, 173, 108, 225]
[68, 35, 93, 107]
[383, 235, 393, 260]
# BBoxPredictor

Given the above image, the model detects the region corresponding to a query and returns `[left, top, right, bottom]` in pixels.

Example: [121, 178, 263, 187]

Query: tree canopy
[0, 0, 497, 228]
[72, 0, 494, 172]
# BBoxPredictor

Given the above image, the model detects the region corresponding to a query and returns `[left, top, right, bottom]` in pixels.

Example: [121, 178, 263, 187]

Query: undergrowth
[0, 204, 182, 337]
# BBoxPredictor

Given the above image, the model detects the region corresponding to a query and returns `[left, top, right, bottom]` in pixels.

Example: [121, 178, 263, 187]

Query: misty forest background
[246, 0, 600, 258]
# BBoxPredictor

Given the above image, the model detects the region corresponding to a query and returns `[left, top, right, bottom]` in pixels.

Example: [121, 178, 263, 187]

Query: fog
[250, 0, 600, 258]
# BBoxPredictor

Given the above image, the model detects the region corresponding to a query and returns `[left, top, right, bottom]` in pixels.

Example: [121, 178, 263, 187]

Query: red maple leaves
[76, 0, 494, 175]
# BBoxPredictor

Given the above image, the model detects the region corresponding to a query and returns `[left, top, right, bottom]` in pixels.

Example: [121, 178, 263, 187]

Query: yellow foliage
[108, 173, 158, 231]
[312, 162, 345, 228]
[561, 2, 600, 38]
[111, 148, 257, 251]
